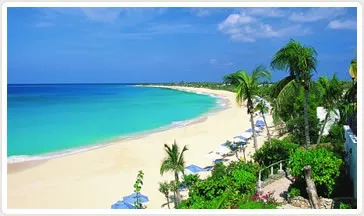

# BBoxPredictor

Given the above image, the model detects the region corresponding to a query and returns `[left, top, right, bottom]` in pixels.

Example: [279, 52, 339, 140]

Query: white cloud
[80, 8, 122, 23]
[34, 8, 168, 26]
[240, 8, 285, 17]
[190, 8, 210, 17]
[328, 19, 356, 30]
[289, 8, 347, 22]
[218, 12, 311, 42]
[190, 8, 229, 17]
[218, 13, 255, 31]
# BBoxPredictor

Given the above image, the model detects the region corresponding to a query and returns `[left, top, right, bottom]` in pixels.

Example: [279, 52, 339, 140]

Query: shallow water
[7, 84, 220, 162]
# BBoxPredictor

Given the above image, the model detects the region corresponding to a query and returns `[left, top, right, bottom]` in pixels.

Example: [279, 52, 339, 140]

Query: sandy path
[262, 177, 293, 203]
[7, 86, 273, 209]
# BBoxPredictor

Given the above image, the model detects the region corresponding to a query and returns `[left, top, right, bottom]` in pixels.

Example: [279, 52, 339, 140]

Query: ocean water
[7, 84, 221, 162]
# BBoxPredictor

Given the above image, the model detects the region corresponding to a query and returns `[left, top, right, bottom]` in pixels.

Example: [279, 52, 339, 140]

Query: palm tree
[349, 58, 357, 81]
[223, 72, 241, 86]
[158, 182, 171, 209]
[269, 98, 285, 132]
[226, 141, 241, 160]
[316, 74, 343, 145]
[169, 180, 179, 208]
[226, 65, 271, 151]
[254, 100, 272, 145]
[160, 140, 188, 208]
[271, 39, 318, 148]
[347, 58, 357, 133]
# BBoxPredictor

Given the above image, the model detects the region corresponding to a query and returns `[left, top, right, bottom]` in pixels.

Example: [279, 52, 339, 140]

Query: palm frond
[270, 75, 295, 98]
[214, 193, 228, 209]
[177, 145, 188, 171]
[252, 65, 272, 81]
[275, 79, 298, 112]
[160, 141, 189, 178]
[160, 159, 174, 175]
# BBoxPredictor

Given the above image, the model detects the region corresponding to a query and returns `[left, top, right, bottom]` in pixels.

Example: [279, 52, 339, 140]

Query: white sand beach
[7, 86, 274, 209]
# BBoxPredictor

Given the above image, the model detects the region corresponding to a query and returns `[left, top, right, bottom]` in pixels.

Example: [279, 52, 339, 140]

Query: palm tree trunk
[351, 78, 356, 132]
[172, 191, 177, 208]
[243, 147, 246, 162]
[303, 88, 311, 148]
[235, 151, 239, 160]
[316, 112, 329, 145]
[166, 195, 170, 209]
[250, 112, 258, 151]
[261, 111, 272, 145]
[174, 172, 180, 208]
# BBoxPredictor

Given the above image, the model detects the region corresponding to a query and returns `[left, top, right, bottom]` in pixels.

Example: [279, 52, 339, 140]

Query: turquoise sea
[7, 84, 222, 162]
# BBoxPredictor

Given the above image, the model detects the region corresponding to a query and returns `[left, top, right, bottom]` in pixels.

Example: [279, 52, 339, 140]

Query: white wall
[344, 125, 357, 199]
[317, 107, 340, 135]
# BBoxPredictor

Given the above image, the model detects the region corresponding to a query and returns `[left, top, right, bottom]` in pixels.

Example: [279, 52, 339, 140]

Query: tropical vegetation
[133, 170, 145, 209]
[288, 147, 343, 197]
[252, 138, 298, 168]
[178, 161, 268, 209]
[160, 140, 188, 208]
[254, 100, 272, 144]
[271, 39, 318, 148]
[155, 39, 357, 209]
[158, 181, 171, 209]
[223, 65, 271, 151]
[315, 74, 343, 145]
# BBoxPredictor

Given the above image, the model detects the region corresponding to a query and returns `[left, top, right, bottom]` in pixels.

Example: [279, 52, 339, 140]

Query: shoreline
[7, 86, 273, 209]
[7, 85, 230, 165]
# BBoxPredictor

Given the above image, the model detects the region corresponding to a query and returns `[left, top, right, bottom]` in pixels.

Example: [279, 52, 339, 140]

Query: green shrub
[287, 178, 308, 198]
[286, 111, 320, 146]
[238, 200, 278, 209]
[339, 202, 352, 209]
[277, 85, 321, 145]
[287, 187, 301, 198]
[253, 138, 299, 167]
[211, 162, 227, 179]
[288, 148, 343, 197]
[220, 189, 245, 209]
[231, 169, 257, 195]
[179, 195, 221, 209]
[180, 161, 259, 209]
[326, 123, 345, 158]
[226, 161, 260, 176]
[182, 174, 200, 189]
[281, 136, 295, 143]
[189, 175, 230, 201]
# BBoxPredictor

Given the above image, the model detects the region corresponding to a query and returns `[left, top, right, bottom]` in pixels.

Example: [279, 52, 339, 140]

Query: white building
[344, 125, 357, 200]
[316, 107, 340, 135]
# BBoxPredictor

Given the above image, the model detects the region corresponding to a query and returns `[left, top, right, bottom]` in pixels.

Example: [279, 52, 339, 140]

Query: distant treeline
[143, 79, 353, 99]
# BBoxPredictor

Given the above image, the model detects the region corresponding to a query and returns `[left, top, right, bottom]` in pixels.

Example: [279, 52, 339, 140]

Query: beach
[7, 86, 274, 209]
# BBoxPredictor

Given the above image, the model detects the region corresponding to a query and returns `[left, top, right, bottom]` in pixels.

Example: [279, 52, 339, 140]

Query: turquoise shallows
[7, 84, 220, 160]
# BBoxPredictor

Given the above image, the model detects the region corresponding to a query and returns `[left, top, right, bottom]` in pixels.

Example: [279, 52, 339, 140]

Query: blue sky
[7, 7, 357, 84]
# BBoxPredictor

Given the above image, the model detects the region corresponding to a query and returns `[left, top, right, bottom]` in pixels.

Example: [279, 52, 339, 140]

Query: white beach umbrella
[255, 126, 263, 132]
[233, 136, 247, 143]
[215, 145, 231, 155]
[241, 131, 252, 139]
[179, 169, 195, 180]
[183, 169, 194, 176]
[256, 116, 264, 121]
